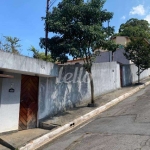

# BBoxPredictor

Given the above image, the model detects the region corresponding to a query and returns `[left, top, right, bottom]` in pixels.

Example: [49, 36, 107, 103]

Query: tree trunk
[138, 66, 140, 83]
[89, 72, 94, 104]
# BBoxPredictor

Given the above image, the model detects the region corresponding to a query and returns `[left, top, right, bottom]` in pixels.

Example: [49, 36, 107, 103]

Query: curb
[19, 81, 150, 150]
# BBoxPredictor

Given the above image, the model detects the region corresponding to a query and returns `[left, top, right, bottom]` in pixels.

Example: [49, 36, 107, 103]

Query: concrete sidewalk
[0, 77, 150, 150]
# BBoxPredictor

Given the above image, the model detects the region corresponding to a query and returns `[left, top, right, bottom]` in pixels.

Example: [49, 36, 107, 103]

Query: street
[39, 84, 150, 150]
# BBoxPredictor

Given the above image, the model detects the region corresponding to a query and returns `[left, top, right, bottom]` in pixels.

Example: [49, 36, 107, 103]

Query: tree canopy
[0, 36, 21, 54]
[29, 46, 54, 62]
[40, 0, 116, 105]
[124, 37, 150, 83]
[118, 18, 150, 83]
[118, 18, 150, 38]
[40, 0, 115, 64]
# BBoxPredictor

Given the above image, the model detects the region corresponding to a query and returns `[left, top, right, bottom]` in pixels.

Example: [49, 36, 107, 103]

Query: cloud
[130, 4, 145, 16]
[144, 14, 150, 23]
[121, 16, 126, 20]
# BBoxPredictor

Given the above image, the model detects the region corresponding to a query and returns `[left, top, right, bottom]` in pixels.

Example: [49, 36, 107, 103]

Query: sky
[0, 0, 150, 57]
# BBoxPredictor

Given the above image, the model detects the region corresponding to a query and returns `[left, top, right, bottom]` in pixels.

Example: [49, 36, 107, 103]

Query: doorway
[19, 75, 39, 130]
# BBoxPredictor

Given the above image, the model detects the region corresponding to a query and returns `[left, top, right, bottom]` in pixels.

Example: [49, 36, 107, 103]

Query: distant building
[57, 36, 140, 65]
[111, 36, 130, 46]
[111, 36, 132, 64]
[57, 58, 84, 65]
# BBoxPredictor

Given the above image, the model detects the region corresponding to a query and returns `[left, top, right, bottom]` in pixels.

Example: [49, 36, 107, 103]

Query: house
[111, 36, 130, 46]
[0, 50, 58, 133]
[57, 58, 84, 65]
[59, 36, 132, 65]
[57, 50, 113, 65]
[95, 36, 133, 64]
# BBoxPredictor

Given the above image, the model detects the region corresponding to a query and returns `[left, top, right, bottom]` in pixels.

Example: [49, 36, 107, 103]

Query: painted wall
[0, 72, 21, 133]
[122, 64, 150, 86]
[113, 49, 131, 64]
[92, 63, 120, 98]
[95, 49, 131, 65]
[0, 50, 58, 77]
[95, 51, 112, 63]
[38, 62, 120, 120]
[0, 79, 2, 103]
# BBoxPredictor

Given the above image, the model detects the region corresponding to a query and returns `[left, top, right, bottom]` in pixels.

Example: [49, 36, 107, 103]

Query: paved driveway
[39, 84, 150, 150]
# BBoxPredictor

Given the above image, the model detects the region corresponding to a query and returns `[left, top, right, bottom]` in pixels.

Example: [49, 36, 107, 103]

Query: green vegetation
[124, 38, 150, 83]
[118, 18, 150, 38]
[40, 0, 116, 105]
[117, 18, 150, 83]
[0, 36, 21, 54]
[29, 46, 54, 62]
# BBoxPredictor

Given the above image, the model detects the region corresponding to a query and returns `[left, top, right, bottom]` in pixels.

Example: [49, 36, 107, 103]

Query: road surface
[39, 84, 150, 150]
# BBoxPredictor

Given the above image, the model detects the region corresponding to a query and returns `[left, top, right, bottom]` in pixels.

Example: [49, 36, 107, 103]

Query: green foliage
[124, 37, 150, 82]
[1, 36, 21, 54]
[29, 46, 54, 62]
[118, 18, 150, 82]
[40, 0, 117, 104]
[40, 0, 115, 71]
[118, 18, 150, 38]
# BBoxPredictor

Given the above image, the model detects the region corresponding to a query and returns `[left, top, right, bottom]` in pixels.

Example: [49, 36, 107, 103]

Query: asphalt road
[39, 84, 150, 150]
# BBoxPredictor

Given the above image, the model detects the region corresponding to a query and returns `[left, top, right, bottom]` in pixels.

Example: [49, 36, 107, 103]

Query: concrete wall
[95, 51, 112, 63]
[0, 79, 2, 103]
[92, 63, 120, 98]
[0, 72, 21, 133]
[0, 50, 58, 77]
[38, 62, 120, 120]
[122, 64, 150, 86]
[113, 49, 131, 64]
[95, 49, 131, 65]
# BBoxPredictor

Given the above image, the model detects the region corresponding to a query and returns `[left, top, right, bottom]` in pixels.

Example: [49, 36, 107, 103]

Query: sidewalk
[0, 77, 150, 150]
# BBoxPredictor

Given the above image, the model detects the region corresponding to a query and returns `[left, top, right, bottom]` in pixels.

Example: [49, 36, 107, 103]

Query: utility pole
[107, 20, 113, 62]
[108, 20, 110, 39]
[45, 0, 50, 56]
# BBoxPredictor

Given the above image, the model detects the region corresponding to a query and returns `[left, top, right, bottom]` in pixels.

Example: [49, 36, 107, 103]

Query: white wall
[0, 79, 2, 103]
[92, 63, 120, 98]
[0, 50, 58, 77]
[95, 51, 112, 63]
[122, 64, 150, 86]
[38, 62, 120, 120]
[0, 72, 21, 133]
[113, 49, 130, 64]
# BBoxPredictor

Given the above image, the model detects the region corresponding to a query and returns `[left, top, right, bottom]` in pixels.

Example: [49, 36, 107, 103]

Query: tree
[40, 0, 116, 106]
[118, 18, 150, 83]
[124, 37, 150, 83]
[29, 46, 54, 62]
[118, 18, 150, 38]
[2, 36, 21, 54]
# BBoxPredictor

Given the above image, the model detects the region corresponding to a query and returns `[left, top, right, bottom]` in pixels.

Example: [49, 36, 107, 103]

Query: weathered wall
[0, 72, 21, 133]
[0, 79, 2, 102]
[113, 49, 131, 64]
[38, 62, 120, 120]
[0, 50, 58, 77]
[95, 51, 112, 63]
[95, 49, 131, 65]
[92, 63, 120, 98]
[122, 64, 150, 86]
